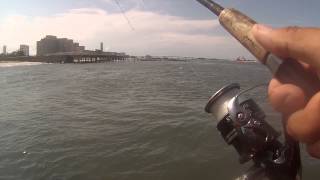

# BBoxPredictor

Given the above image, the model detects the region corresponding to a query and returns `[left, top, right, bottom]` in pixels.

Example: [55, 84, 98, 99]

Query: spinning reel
[205, 83, 301, 180]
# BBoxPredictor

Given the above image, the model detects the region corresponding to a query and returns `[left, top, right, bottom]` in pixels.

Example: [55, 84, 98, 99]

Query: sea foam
[0, 62, 44, 68]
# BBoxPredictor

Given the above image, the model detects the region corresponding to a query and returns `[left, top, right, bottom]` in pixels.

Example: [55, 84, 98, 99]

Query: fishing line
[186, 60, 269, 101]
[239, 83, 268, 96]
[140, 0, 146, 9]
[185, 60, 213, 94]
[113, 0, 135, 31]
[238, 83, 269, 101]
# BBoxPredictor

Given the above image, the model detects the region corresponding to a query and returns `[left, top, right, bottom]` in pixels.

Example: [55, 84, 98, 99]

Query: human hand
[252, 24, 320, 158]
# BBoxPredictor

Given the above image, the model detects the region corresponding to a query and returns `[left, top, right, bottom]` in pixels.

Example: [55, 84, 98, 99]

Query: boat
[236, 56, 255, 63]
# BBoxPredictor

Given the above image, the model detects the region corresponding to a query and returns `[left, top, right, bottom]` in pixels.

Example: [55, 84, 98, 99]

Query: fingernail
[254, 24, 273, 34]
[252, 24, 274, 47]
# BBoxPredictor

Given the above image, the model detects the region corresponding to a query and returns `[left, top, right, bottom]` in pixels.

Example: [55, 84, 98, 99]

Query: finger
[307, 141, 320, 159]
[252, 24, 320, 70]
[299, 60, 320, 76]
[268, 78, 307, 115]
[287, 92, 320, 143]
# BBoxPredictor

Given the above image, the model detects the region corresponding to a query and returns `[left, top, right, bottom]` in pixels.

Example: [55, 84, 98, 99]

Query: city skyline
[0, 0, 320, 59]
[1, 35, 117, 57]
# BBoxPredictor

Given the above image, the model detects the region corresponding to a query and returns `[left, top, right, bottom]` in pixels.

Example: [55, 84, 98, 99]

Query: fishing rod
[196, 0, 309, 179]
[141, 0, 146, 8]
[196, 0, 320, 98]
[113, 0, 135, 31]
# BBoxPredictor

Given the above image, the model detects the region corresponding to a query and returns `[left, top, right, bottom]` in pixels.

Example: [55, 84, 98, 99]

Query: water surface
[0, 60, 319, 179]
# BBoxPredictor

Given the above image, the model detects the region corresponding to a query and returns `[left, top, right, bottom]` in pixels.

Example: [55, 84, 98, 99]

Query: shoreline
[0, 61, 28, 63]
[0, 56, 45, 62]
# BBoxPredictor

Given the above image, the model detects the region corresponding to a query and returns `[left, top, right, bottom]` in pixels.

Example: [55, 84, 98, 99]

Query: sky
[0, 0, 320, 59]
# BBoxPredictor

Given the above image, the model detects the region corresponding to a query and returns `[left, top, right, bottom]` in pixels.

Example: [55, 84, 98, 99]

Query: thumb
[252, 24, 320, 71]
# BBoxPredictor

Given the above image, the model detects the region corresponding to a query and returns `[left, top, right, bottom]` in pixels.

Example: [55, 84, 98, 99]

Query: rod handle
[219, 9, 320, 99]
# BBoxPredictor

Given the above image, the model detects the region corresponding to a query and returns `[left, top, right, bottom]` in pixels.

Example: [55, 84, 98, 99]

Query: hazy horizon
[0, 0, 320, 59]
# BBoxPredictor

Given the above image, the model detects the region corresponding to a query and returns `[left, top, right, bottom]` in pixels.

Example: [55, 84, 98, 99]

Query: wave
[0, 62, 45, 68]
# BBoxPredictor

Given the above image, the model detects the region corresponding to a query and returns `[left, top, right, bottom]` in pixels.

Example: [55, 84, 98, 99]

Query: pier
[0, 35, 130, 64]
[42, 51, 127, 63]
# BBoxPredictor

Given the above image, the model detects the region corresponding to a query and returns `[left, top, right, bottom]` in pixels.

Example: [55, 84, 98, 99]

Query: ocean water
[0, 60, 319, 180]
[0, 62, 44, 68]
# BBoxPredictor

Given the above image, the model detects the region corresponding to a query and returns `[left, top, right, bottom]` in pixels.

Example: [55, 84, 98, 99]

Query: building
[58, 38, 73, 52]
[37, 35, 58, 56]
[2, 45, 6, 55]
[73, 43, 85, 52]
[20, 45, 29, 56]
[100, 42, 104, 52]
[78, 46, 85, 51]
[73, 43, 79, 52]
[37, 35, 85, 56]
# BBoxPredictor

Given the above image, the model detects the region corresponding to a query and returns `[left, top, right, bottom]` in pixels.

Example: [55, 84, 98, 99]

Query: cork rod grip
[219, 8, 320, 99]
[219, 9, 268, 63]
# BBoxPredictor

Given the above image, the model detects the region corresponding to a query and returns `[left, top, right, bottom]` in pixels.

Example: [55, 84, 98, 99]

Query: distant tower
[20, 44, 30, 56]
[3, 45, 6, 55]
[100, 42, 104, 52]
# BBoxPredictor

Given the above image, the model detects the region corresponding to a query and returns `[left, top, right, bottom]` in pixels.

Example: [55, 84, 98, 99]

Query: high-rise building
[20, 45, 29, 56]
[37, 35, 85, 56]
[100, 42, 104, 52]
[3, 45, 6, 55]
[58, 38, 74, 52]
[37, 35, 59, 56]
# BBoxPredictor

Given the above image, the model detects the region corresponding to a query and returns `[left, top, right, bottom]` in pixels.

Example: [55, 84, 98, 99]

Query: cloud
[0, 8, 251, 58]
